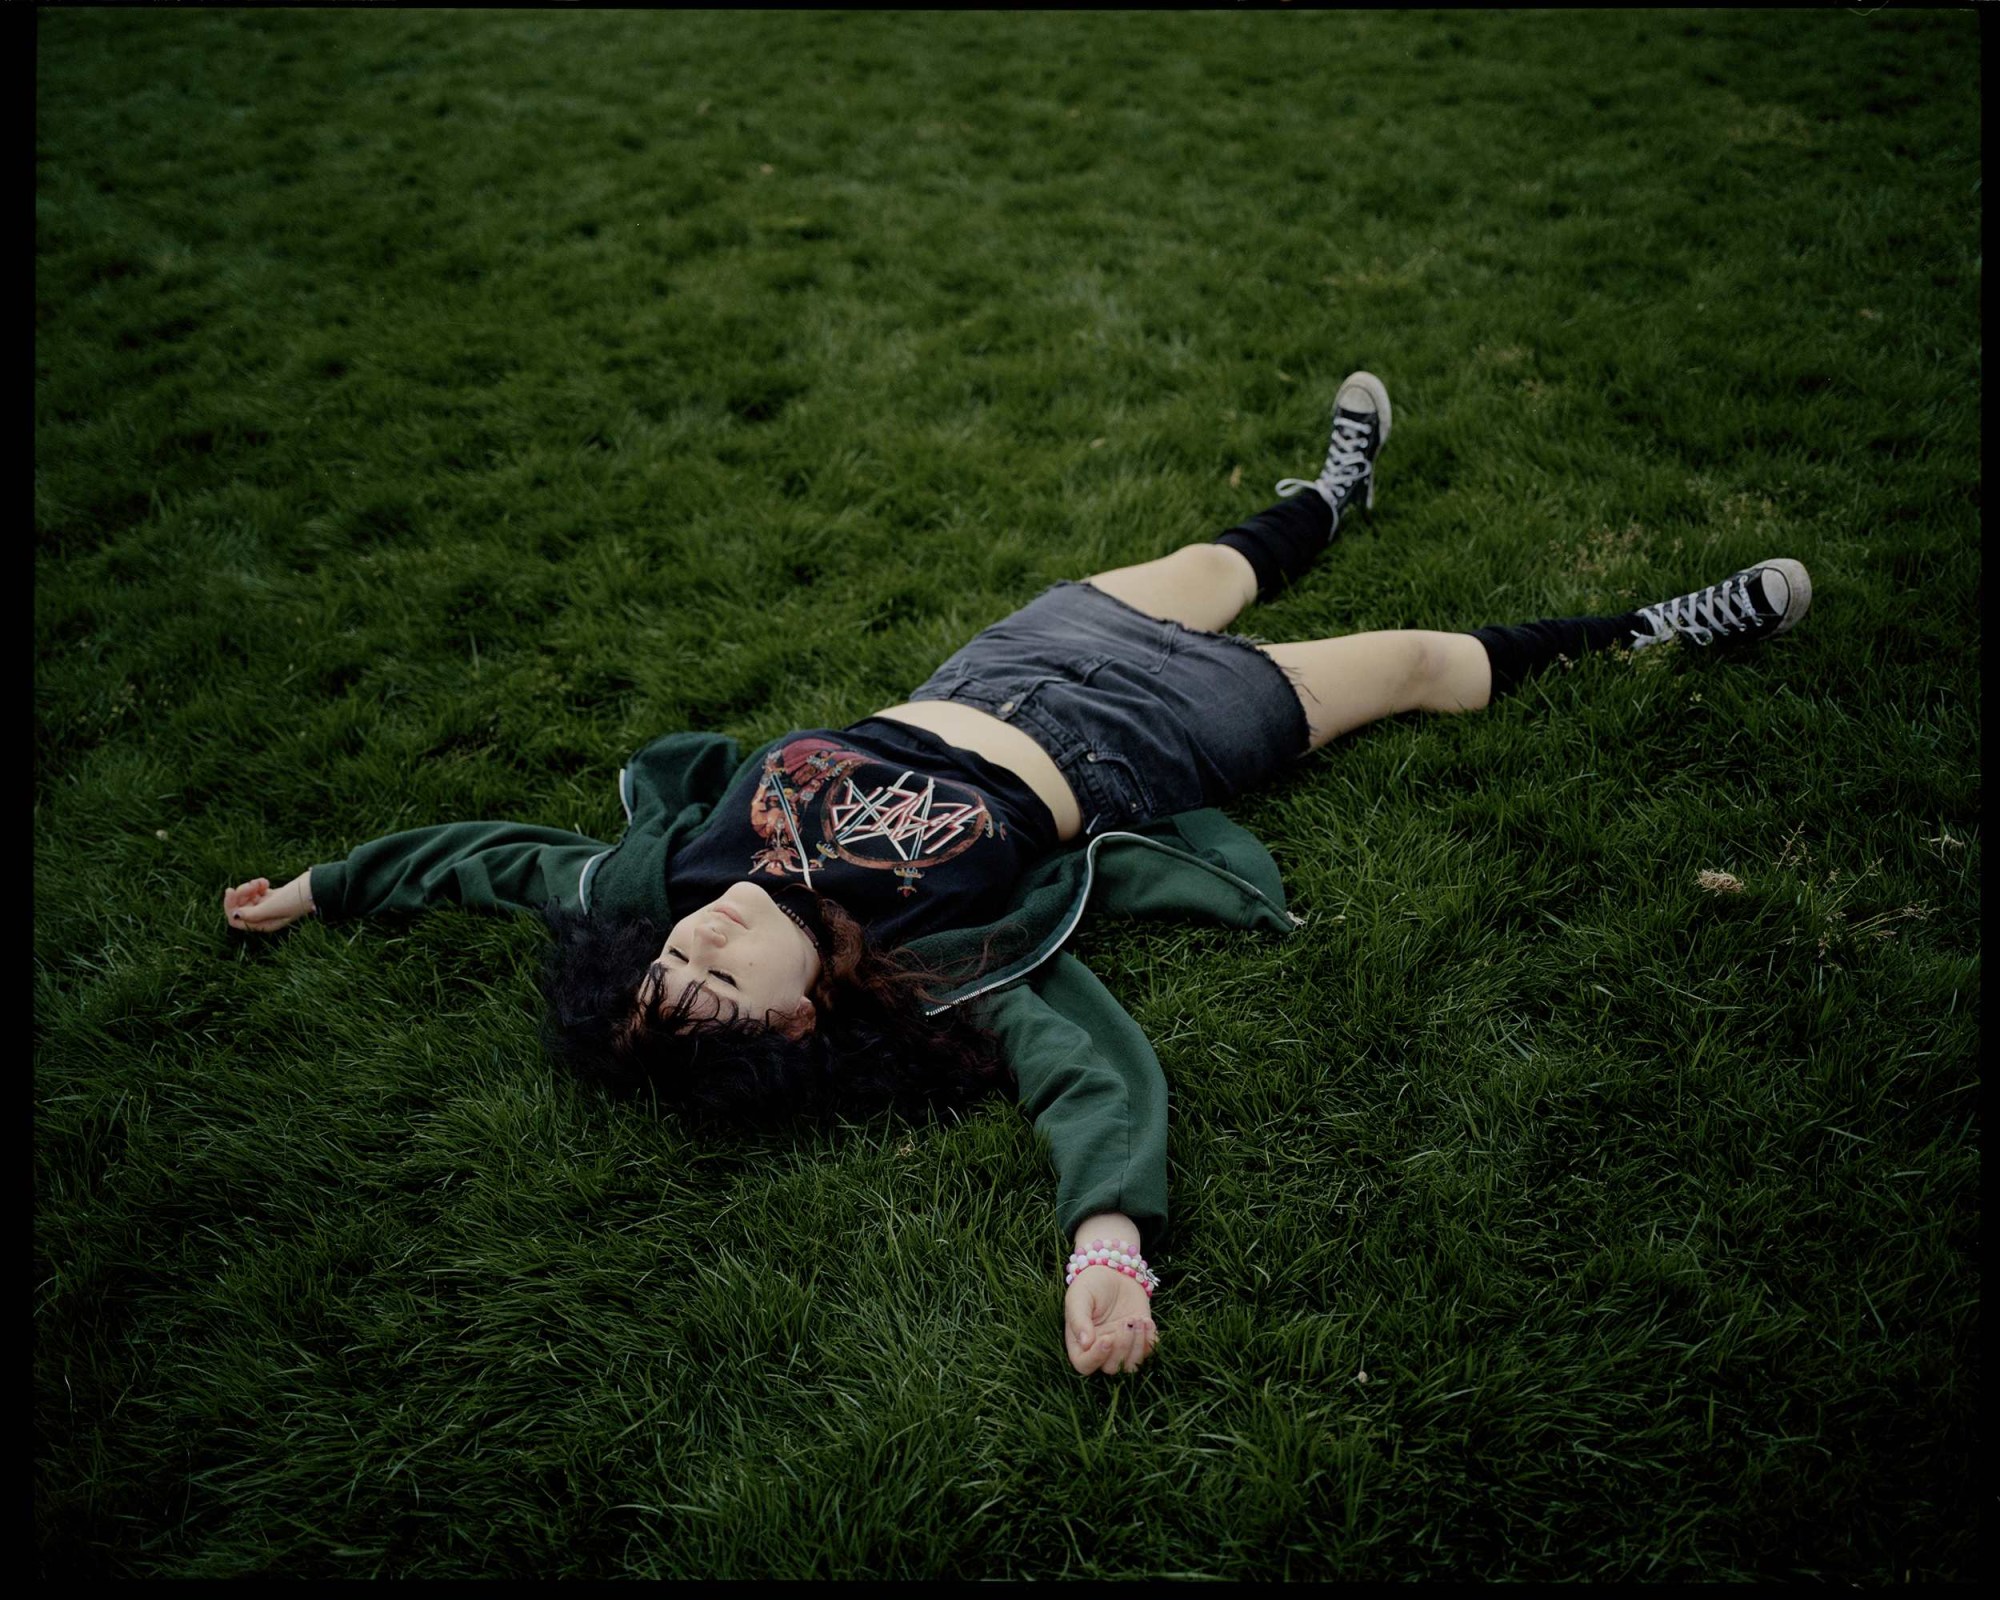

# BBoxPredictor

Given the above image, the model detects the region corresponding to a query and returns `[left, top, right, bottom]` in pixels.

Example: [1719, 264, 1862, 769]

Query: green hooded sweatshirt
[310, 730, 1302, 1247]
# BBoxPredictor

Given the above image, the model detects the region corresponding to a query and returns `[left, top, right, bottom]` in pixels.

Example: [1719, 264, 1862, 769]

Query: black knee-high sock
[1469, 612, 1646, 700]
[1214, 493, 1335, 603]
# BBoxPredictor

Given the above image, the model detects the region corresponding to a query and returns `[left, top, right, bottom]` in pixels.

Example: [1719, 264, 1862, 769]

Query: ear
[777, 995, 817, 1041]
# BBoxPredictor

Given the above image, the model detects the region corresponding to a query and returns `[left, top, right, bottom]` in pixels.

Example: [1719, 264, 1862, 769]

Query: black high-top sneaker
[1630, 559, 1813, 650]
[1275, 370, 1392, 527]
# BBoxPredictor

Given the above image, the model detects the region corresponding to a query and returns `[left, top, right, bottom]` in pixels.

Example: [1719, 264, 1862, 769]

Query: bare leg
[1083, 543, 1259, 632]
[1258, 632, 1493, 752]
[1083, 544, 1491, 753]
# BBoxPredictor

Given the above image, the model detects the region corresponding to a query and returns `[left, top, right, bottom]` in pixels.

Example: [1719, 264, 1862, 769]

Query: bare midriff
[870, 701, 1084, 843]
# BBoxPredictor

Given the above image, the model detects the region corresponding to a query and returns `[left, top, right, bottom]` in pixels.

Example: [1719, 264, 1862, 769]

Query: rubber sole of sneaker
[1336, 370, 1393, 447]
[1754, 557, 1813, 636]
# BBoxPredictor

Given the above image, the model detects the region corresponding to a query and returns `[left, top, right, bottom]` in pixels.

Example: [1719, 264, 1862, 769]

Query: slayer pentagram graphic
[747, 737, 999, 896]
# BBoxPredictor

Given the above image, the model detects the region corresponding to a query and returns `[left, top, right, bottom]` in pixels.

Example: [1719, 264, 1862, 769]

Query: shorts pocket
[1074, 746, 1158, 832]
[1066, 586, 1179, 675]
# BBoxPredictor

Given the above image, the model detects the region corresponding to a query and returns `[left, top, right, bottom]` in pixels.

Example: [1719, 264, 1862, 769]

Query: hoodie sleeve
[309, 821, 613, 922]
[972, 953, 1170, 1248]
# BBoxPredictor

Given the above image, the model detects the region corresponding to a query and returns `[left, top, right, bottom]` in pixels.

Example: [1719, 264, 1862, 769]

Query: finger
[1065, 1295, 1095, 1354]
[1101, 1323, 1134, 1375]
[1088, 1310, 1125, 1370]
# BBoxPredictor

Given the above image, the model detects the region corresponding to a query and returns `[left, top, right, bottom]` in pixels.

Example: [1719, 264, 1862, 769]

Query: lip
[717, 904, 748, 929]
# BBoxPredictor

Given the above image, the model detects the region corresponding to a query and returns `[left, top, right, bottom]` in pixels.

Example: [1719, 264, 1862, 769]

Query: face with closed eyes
[639, 881, 821, 1039]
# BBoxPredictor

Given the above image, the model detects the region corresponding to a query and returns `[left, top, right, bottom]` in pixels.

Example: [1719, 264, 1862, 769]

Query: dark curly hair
[538, 894, 1013, 1125]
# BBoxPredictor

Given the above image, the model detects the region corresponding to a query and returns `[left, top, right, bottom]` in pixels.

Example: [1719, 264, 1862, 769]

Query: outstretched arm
[221, 820, 615, 930]
[222, 871, 316, 933]
[972, 962, 1172, 1380]
[1064, 1209, 1160, 1376]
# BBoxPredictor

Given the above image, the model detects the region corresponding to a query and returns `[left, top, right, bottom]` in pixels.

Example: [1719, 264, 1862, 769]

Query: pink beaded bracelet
[1064, 1238, 1159, 1297]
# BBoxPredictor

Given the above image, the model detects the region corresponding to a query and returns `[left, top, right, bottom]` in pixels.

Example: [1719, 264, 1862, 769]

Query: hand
[1064, 1266, 1159, 1376]
[222, 872, 314, 934]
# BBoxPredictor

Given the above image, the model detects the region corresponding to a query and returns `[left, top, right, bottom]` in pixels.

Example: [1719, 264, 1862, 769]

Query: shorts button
[998, 700, 1015, 716]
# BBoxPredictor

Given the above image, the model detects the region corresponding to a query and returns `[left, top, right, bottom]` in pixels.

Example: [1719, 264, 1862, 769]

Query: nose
[697, 920, 729, 949]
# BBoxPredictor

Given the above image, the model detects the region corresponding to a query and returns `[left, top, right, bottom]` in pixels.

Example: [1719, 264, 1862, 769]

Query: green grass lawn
[35, 6, 1979, 1580]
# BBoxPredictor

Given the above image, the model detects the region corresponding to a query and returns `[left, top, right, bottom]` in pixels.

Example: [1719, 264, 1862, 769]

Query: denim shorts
[906, 581, 1311, 834]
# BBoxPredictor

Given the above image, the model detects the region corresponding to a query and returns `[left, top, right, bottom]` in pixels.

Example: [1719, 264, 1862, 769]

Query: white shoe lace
[1275, 411, 1375, 507]
[1632, 571, 1761, 649]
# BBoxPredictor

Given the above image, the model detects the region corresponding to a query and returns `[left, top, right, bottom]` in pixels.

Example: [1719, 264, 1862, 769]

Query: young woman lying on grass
[222, 372, 1812, 1379]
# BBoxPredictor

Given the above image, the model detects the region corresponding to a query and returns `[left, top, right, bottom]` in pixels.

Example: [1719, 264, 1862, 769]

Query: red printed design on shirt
[748, 738, 998, 896]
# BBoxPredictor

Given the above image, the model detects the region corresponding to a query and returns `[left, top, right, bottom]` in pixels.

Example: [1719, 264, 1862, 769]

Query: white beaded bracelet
[1064, 1237, 1159, 1297]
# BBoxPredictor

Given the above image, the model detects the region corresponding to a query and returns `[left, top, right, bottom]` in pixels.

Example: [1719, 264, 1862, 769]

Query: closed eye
[667, 947, 736, 988]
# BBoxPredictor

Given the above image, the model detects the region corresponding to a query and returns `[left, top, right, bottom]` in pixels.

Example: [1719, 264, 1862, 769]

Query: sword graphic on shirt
[748, 738, 998, 895]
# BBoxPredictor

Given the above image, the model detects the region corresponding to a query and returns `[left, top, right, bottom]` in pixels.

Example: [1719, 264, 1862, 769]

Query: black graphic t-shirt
[666, 717, 1061, 949]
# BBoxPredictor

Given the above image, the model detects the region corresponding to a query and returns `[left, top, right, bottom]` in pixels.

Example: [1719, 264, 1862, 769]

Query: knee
[1405, 633, 1448, 697]
[1185, 542, 1258, 613]
[1407, 631, 1487, 713]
